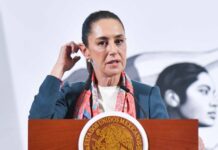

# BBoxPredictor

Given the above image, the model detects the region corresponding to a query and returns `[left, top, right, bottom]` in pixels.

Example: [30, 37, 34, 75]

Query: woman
[156, 62, 218, 127]
[29, 10, 168, 119]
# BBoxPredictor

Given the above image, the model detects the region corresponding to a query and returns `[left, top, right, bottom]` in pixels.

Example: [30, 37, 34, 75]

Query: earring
[87, 58, 93, 65]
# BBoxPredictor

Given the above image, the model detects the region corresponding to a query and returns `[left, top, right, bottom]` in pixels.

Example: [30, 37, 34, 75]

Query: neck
[95, 73, 121, 87]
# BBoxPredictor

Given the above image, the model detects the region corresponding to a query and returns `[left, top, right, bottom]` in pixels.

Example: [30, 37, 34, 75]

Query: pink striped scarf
[73, 72, 136, 119]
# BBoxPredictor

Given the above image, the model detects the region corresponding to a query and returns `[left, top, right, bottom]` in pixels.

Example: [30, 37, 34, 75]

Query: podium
[28, 119, 198, 150]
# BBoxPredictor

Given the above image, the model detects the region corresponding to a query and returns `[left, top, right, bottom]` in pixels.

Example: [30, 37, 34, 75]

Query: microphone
[120, 85, 148, 119]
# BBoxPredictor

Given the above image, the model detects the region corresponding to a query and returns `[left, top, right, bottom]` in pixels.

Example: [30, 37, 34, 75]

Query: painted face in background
[86, 18, 127, 78]
[180, 72, 218, 126]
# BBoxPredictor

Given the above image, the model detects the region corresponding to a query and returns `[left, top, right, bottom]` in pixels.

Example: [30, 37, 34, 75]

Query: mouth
[208, 111, 217, 120]
[106, 60, 120, 64]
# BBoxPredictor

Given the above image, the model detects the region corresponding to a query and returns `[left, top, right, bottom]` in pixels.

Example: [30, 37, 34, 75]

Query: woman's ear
[164, 89, 180, 107]
[79, 43, 90, 59]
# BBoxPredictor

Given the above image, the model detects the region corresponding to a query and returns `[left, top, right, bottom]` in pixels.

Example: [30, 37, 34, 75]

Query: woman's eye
[115, 39, 124, 45]
[199, 89, 209, 95]
[98, 41, 107, 46]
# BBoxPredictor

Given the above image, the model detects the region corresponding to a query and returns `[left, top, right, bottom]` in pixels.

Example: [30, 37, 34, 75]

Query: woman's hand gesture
[50, 41, 81, 79]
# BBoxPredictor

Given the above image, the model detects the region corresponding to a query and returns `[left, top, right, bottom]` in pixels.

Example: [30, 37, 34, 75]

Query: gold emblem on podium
[79, 112, 148, 150]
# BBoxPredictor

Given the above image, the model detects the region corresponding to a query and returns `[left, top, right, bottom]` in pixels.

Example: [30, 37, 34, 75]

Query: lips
[208, 111, 217, 119]
[106, 59, 120, 64]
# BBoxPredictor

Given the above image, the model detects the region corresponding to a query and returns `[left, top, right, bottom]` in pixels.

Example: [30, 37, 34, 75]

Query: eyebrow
[96, 34, 125, 40]
[198, 85, 217, 95]
[198, 85, 210, 90]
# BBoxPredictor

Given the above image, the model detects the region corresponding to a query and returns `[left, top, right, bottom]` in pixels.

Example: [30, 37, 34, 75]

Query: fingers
[66, 41, 80, 53]
[59, 41, 79, 58]
[77, 43, 84, 50]
[59, 41, 81, 60]
[51, 42, 82, 79]
[71, 56, 81, 65]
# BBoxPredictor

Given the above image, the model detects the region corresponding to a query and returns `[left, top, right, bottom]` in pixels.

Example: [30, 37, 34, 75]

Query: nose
[106, 42, 119, 55]
[210, 95, 218, 107]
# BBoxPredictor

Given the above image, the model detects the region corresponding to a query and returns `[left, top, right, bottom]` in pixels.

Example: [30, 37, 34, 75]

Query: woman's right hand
[50, 41, 81, 79]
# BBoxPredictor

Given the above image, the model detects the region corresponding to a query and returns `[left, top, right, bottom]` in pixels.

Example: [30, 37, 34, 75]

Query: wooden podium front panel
[29, 120, 87, 150]
[139, 120, 198, 150]
[29, 119, 198, 150]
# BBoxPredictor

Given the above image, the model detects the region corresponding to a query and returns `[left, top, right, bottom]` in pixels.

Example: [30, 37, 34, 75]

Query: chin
[199, 120, 215, 127]
[105, 69, 123, 77]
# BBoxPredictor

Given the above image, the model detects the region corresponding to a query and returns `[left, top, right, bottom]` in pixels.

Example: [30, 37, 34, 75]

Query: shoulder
[132, 80, 168, 119]
[131, 80, 156, 95]
[131, 80, 163, 102]
[61, 81, 86, 95]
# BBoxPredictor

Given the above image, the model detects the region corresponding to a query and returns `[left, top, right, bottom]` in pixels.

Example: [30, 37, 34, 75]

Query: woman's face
[86, 18, 127, 78]
[180, 72, 218, 126]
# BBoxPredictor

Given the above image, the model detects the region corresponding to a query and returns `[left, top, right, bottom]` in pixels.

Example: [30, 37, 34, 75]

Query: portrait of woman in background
[156, 62, 218, 127]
